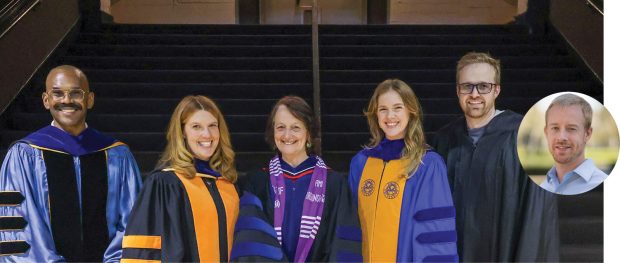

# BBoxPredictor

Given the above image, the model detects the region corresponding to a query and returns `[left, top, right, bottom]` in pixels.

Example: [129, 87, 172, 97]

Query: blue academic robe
[0, 125, 142, 262]
[348, 139, 458, 262]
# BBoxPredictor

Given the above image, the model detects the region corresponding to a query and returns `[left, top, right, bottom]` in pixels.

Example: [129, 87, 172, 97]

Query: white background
[604, 1, 617, 261]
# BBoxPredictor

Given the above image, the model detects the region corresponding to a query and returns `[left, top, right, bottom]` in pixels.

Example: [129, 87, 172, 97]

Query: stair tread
[560, 244, 603, 262]
[0, 24, 603, 205]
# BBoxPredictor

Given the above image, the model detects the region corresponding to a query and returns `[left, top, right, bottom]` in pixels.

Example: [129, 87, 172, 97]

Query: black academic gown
[431, 110, 560, 262]
[233, 169, 362, 262]
[121, 170, 240, 262]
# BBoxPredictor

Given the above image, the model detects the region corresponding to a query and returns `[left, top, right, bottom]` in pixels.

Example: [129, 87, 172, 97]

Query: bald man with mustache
[0, 65, 142, 262]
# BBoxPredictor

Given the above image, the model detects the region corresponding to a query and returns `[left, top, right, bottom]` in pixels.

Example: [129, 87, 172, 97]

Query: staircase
[0, 23, 603, 262]
[317, 25, 601, 171]
[557, 184, 604, 261]
[316, 25, 603, 262]
[2, 25, 315, 172]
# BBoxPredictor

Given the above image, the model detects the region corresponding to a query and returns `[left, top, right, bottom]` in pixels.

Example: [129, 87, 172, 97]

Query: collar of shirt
[543, 158, 608, 195]
[547, 159, 596, 185]
[571, 159, 597, 182]
[51, 120, 88, 131]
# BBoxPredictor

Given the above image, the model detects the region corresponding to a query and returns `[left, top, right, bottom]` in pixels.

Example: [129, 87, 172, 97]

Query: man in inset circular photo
[518, 92, 619, 195]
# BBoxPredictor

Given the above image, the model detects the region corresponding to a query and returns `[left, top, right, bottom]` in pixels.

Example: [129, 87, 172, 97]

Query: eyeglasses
[458, 82, 497, 94]
[48, 89, 88, 101]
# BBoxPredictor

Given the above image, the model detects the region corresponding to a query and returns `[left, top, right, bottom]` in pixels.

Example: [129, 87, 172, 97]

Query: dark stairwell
[0, 22, 603, 262]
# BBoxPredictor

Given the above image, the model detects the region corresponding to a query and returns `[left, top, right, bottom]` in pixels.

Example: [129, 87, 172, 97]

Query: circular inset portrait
[517, 92, 619, 195]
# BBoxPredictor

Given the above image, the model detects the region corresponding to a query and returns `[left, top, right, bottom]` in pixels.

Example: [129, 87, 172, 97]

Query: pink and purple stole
[269, 155, 327, 262]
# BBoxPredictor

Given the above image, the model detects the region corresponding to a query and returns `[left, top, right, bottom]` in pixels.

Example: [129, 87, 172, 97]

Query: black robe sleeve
[325, 172, 363, 262]
[431, 113, 560, 262]
[230, 191, 288, 262]
[231, 170, 287, 262]
[121, 171, 200, 262]
[232, 170, 362, 262]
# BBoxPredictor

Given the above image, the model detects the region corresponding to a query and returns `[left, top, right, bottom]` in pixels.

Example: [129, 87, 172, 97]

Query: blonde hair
[157, 95, 237, 182]
[546, 93, 593, 129]
[456, 52, 501, 84]
[364, 79, 427, 177]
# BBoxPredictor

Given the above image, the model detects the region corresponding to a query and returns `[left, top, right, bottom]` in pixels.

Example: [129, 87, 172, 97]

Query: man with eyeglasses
[0, 65, 142, 262]
[431, 52, 560, 262]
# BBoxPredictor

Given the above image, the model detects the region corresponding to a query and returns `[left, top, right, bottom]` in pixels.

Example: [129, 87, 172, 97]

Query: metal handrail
[311, 0, 322, 155]
[586, 0, 603, 16]
[0, 0, 40, 39]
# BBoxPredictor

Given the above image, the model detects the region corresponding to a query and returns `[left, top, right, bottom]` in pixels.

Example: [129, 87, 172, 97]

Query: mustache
[53, 103, 82, 111]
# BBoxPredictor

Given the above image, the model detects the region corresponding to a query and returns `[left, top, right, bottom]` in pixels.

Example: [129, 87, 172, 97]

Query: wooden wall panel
[111, 0, 236, 24]
[389, 0, 518, 24]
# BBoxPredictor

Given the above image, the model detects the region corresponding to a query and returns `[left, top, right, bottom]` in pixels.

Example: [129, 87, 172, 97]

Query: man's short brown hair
[546, 93, 593, 129]
[456, 52, 501, 84]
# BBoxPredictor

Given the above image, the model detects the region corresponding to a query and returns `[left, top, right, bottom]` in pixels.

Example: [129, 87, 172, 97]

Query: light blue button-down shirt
[540, 159, 608, 195]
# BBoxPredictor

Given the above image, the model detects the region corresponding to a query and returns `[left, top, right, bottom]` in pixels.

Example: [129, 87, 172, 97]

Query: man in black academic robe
[431, 52, 560, 262]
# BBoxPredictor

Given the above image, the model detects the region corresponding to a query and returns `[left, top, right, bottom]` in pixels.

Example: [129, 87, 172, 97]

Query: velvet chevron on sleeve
[395, 152, 458, 262]
[230, 191, 287, 262]
[348, 146, 458, 262]
[0, 126, 142, 262]
[330, 176, 363, 262]
[233, 159, 362, 262]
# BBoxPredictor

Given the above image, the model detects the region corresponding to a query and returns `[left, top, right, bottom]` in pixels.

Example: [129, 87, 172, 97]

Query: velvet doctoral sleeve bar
[0, 137, 142, 262]
[349, 148, 458, 262]
[232, 165, 362, 262]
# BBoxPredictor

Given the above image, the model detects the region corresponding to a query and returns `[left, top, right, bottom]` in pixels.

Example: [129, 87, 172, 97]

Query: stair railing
[0, 0, 40, 39]
[311, 0, 322, 155]
[586, 0, 603, 16]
